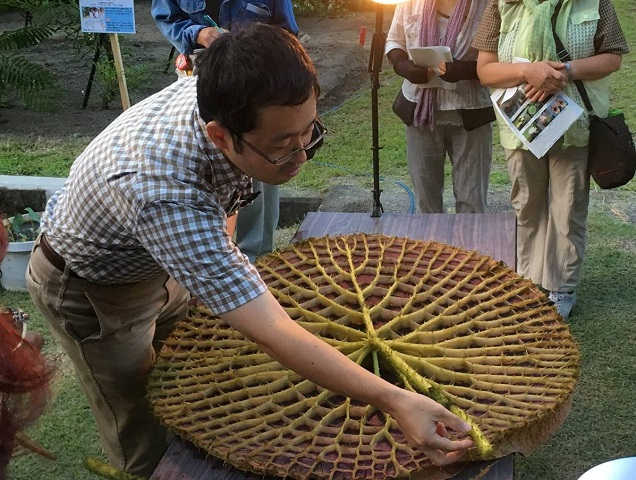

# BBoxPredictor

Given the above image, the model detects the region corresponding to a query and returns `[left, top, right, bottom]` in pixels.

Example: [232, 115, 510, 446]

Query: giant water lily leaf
[148, 234, 579, 480]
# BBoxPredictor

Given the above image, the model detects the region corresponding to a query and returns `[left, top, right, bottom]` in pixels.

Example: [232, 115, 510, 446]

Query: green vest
[496, 0, 609, 149]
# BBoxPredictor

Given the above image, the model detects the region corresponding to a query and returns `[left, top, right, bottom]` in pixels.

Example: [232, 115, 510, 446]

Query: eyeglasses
[235, 119, 326, 166]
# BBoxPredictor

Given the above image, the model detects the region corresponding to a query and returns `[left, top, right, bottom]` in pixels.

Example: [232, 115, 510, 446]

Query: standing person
[152, 0, 303, 262]
[26, 25, 473, 478]
[386, 0, 494, 214]
[151, 0, 299, 54]
[472, 0, 629, 319]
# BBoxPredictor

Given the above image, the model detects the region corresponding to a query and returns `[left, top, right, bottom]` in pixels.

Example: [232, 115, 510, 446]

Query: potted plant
[1, 208, 41, 291]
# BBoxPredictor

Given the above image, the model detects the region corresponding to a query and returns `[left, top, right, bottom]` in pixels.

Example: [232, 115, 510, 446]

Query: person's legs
[405, 125, 447, 213]
[235, 180, 280, 262]
[506, 148, 549, 284]
[26, 243, 190, 477]
[447, 123, 492, 213]
[543, 145, 590, 293]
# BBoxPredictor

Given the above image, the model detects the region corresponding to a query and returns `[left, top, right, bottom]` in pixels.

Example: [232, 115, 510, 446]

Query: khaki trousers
[505, 142, 590, 292]
[26, 241, 190, 478]
[405, 122, 492, 213]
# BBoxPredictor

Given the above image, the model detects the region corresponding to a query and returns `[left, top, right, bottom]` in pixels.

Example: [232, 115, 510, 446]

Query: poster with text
[80, 0, 135, 34]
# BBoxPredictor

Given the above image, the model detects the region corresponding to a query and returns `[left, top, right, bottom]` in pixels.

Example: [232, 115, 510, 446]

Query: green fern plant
[0, 0, 81, 111]
[0, 24, 60, 110]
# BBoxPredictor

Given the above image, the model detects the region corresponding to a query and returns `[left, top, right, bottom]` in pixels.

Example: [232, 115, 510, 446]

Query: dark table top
[151, 211, 517, 480]
[151, 437, 514, 480]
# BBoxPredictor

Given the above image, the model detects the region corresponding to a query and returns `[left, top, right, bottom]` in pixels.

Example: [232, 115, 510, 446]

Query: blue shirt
[152, 0, 299, 54]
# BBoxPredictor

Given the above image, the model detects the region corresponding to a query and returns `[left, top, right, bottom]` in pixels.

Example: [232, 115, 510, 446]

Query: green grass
[2, 1, 636, 478]
[0, 291, 106, 480]
[0, 137, 89, 177]
[513, 210, 636, 479]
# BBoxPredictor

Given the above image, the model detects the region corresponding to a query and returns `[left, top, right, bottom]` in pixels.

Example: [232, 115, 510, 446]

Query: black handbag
[553, 33, 636, 189]
[460, 106, 496, 131]
[587, 113, 636, 188]
[392, 89, 416, 126]
[393, 90, 496, 131]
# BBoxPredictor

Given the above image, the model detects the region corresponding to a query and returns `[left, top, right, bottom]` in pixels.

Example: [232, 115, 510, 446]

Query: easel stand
[82, 33, 130, 111]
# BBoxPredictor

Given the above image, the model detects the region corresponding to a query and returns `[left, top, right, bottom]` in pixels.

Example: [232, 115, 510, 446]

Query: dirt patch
[0, 3, 375, 137]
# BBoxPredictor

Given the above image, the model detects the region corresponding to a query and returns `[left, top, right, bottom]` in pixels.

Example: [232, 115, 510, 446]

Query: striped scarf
[414, 0, 470, 128]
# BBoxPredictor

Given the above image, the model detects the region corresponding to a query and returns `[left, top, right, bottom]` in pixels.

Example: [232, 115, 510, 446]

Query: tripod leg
[164, 45, 176, 74]
[82, 34, 103, 109]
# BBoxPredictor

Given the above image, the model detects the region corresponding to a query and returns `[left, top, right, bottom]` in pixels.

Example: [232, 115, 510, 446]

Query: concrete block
[318, 183, 416, 215]
[0, 175, 66, 217]
[278, 189, 323, 228]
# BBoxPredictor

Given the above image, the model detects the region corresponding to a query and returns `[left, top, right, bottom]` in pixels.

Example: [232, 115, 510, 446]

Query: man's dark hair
[196, 23, 320, 148]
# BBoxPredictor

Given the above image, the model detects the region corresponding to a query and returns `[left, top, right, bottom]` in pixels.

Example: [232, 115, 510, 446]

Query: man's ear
[205, 121, 231, 151]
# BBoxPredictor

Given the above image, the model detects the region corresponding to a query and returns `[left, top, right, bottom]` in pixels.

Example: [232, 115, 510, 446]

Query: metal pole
[368, 5, 385, 218]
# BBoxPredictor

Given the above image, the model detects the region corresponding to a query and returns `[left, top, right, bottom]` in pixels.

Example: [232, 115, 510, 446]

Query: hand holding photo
[490, 62, 583, 158]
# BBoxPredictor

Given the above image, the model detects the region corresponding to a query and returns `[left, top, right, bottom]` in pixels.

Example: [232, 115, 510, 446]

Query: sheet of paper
[408, 46, 452, 68]
[490, 58, 583, 158]
[407, 46, 455, 90]
[491, 86, 583, 158]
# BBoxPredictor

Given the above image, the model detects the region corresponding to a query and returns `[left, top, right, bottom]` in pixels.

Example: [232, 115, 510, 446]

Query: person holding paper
[386, 0, 494, 214]
[472, 0, 628, 319]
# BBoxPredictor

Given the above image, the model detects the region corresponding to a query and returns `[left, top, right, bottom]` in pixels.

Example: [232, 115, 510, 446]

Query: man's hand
[196, 26, 224, 48]
[386, 389, 474, 466]
[222, 292, 474, 467]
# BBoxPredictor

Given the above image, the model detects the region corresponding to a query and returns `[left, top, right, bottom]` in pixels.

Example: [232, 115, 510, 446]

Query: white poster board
[80, 0, 136, 34]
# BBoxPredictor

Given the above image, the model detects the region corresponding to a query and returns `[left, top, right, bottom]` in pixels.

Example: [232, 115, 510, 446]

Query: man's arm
[270, 0, 299, 35]
[219, 291, 474, 466]
[151, 0, 210, 54]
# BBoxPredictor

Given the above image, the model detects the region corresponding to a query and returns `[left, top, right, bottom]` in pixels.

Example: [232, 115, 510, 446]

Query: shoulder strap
[551, 29, 595, 114]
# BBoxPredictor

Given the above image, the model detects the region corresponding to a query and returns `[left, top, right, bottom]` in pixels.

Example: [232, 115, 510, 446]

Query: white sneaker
[549, 291, 576, 319]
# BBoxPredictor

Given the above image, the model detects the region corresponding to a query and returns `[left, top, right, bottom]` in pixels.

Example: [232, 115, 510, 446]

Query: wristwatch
[564, 62, 574, 82]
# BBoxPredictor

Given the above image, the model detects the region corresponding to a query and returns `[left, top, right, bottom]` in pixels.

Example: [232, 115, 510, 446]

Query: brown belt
[40, 235, 78, 277]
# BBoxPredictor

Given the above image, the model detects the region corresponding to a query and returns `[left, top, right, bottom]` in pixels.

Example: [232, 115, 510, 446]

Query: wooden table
[151, 211, 517, 480]
[292, 212, 516, 268]
[151, 437, 514, 480]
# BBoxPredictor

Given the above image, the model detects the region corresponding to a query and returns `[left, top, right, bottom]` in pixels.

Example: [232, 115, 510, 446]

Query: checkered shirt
[472, 0, 629, 54]
[41, 77, 268, 315]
